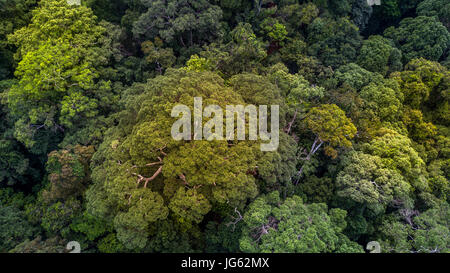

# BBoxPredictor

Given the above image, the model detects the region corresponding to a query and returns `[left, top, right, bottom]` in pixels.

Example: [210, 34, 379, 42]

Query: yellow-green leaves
[305, 104, 357, 158]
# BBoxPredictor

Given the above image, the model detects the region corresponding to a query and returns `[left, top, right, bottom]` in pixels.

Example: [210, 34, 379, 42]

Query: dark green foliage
[417, 0, 450, 31]
[0, 205, 38, 252]
[384, 16, 450, 64]
[132, 0, 224, 55]
[307, 17, 363, 68]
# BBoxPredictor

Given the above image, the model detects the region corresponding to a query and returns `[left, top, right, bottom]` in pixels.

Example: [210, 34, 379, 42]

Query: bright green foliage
[360, 130, 429, 192]
[7, 0, 111, 151]
[284, 74, 325, 107]
[239, 192, 363, 253]
[185, 54, 213, 72]
[39, 197, 81, 236]
[336, 151, 413, 215]
[333, 63, 384, 91]
[402, 108, 437, 142]
[70, 211, 112, 241]
[97, 233, 126, 253]
[360, 80, 403, 122]
[59, 92, 99, 128]
[384, 16, 450, 63]
[260, 18, 288, 43]
[8, 0, 105, 62]
[229, 72, 283, 106]
[113, 189, 168, 249]
[427, 154, 450, 202]
[298, 2, 320, 26]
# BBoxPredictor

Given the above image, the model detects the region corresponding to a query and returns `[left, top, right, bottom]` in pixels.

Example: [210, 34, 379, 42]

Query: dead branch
[226, 208, 243, 232]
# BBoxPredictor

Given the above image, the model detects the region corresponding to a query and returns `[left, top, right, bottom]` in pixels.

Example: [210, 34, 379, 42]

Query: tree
[256, 132, 298, 194]
[297, 175, 334, 204]
[239, 191, 363, 253]
[304, 104, 357, 159]
[384, 16, 450, 64]
[0, 205, 38, 252]
[260, 17, 288, 45]
[201, 22, 267, 77]
[141, 38, 176, 75]
[0, 139, 35, 186]
[210, 0, 252, 25]
[84, 0, 128, 23]
[7, 0, 114, 152]
[9, 236, 67, 253]
[295, 104, 356, 181]
[336, 151, 412, 215]
[333, 63, 384, 91]
[307, 17, 363, 68]
[42, 145, 95, 203]
[391, 58, 449, 124]
[351, 0, 373, 31]
[132, 0, 223, 49]
[377, 202, 450, 253]
[277, 2, 319, 32]
[0, 0, 37, 80]
[229, 72, 282, 106]
[357, 35, 402, 76]
[360, 130, 429, 193]
[0, 80, 41, 186]
[86, 69, 262, 250]
[359, 80, 403, 122]
[417, 0, 450, 31]
[113, 189, 168, 249]
[168, 188, 211, 230]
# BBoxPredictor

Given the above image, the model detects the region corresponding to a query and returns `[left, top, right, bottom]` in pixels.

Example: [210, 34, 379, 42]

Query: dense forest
[0, 0, 449, 253]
